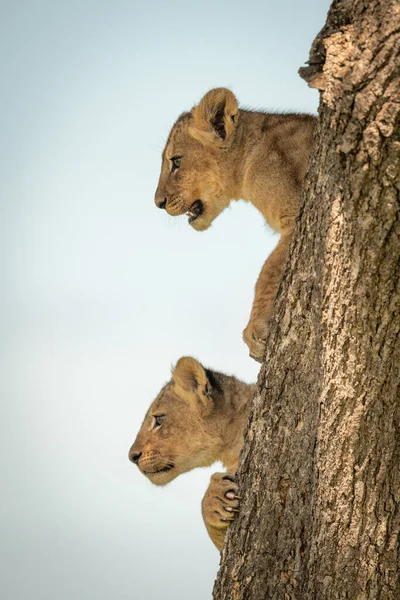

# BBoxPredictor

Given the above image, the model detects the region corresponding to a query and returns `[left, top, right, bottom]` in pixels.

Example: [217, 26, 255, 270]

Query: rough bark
[214, 1, 400, 598]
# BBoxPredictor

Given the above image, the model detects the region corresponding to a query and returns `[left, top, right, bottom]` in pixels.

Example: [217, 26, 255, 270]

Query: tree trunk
[214, 1, 400, 598]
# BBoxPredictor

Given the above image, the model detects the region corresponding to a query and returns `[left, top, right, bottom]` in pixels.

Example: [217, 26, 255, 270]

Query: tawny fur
[155, 89, 316, 360]
[128, 356, 255, 550]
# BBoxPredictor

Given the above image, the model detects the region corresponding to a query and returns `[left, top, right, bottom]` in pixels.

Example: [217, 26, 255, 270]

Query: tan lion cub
[128, 357, 255, 550]
[155, 89, 315, 361]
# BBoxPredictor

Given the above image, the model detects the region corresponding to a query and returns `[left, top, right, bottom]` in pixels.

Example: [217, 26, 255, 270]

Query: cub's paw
[202, 472, 240, 531]
[243, 317, 269, 363]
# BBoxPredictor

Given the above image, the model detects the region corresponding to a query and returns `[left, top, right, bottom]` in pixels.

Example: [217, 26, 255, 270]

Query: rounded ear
[189, 88, 239, 148]
[172, 357, 213, 412]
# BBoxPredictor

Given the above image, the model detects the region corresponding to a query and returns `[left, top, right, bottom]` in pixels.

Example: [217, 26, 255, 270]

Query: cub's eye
[153, 415, 165, 429]
[170, 156, 181, 172]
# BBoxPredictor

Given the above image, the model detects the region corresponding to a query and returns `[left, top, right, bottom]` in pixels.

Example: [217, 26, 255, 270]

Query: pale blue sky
[0, 1, 330, 598]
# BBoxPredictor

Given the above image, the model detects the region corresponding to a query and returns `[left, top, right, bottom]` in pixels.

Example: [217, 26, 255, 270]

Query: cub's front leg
[243, 227, 293, 362]
[201, 472, 240, 551]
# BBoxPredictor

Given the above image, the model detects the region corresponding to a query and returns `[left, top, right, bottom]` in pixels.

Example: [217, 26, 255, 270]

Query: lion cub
[128, 357, 255, 550]
[155, 89, 315, 361]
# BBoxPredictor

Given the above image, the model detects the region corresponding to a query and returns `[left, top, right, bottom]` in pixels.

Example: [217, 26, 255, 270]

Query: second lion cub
[128, 356, 255, 550]
[154, 89, 315, 361]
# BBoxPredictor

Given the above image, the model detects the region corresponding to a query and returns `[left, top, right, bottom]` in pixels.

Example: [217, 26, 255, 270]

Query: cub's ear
[189, 88, 239, 148]
[172, 357, 213, 412]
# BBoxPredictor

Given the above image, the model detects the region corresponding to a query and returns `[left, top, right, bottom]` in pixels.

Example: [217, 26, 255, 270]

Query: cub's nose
[155, 188, 167, 209]
[157, 198, 167, 209]
[129, 451, 142, 465]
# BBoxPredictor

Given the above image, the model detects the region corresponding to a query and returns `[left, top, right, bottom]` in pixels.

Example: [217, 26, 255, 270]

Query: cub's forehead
[148, 382, 175, 413]
[162, 111, 192, 159]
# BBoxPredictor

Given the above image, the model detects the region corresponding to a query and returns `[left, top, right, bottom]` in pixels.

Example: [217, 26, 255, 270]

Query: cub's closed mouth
[144, 465, 174, 475]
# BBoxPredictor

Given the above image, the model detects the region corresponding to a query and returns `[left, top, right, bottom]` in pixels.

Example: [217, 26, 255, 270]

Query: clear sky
[0, 1, 331, 598]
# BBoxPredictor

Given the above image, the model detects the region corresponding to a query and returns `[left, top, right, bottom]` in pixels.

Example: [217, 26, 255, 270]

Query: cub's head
[128, 357, 220, 486]
[154, 88, 239, 231]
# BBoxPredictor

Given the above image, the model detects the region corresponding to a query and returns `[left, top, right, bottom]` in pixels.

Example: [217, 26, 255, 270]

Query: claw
[225, 492, 242, 501]
[251, 332, 266, 344]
